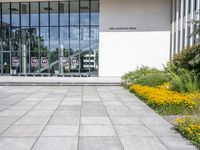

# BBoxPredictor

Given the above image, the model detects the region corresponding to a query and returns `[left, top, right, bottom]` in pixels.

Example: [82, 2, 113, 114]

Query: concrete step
[0, 77, 121, 86]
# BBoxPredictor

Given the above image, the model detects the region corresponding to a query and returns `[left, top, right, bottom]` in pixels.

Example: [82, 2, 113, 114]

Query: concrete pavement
[0, 86, 197, 150]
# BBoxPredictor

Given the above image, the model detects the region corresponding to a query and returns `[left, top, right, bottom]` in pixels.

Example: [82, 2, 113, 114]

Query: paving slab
[80, 125, 116, 137]
[120, 136, 168, 150]
[0, 86, 198, 150]
[0, 138, 36, 150]
[79, 136, 123, 150]
[2, 125, 44, 137]
[81, 117, 111, 125]
[32, 137, 78, 150]
[41, 125, 79, 137]
[49, 117, 80, 125]
[14, 117, 50, 125]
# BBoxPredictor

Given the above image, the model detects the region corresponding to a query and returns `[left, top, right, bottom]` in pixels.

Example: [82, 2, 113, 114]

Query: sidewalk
[0, 86, 197, 150]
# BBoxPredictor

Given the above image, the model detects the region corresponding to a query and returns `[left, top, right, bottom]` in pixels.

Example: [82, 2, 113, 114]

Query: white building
[0, 0, 199, 77]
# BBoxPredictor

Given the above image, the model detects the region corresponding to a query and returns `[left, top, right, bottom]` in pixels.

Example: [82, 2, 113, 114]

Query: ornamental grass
[175, 116, 200, 148]
[129, 83, 200, 115]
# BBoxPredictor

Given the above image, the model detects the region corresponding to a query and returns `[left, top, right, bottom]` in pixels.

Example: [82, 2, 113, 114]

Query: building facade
[0, 0, 99, 76]
[0, 0, 199, 77]
[171, 0, 200, 58]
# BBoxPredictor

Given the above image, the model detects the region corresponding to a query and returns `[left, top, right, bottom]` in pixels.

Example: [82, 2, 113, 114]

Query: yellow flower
[129, 84, 198, 109]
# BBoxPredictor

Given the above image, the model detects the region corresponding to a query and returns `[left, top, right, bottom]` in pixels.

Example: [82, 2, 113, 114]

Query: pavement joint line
[95, 86, 125, 150]
[0, 89, 40, 113]
[77, 86, 83, 150]
[0, 87, 52, 136]
[30, 87, 70, 150]
[109, 86, 171, 150]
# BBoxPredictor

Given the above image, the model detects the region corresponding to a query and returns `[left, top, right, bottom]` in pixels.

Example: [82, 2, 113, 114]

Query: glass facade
[0, 0, 99, 76]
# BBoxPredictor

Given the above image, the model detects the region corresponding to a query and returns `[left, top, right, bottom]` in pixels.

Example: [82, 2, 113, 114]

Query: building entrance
[0, 0, 99, 76]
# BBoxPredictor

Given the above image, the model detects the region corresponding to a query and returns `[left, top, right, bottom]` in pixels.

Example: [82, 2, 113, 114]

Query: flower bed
[176, 117, 200, 148]
[129, 84, 200, 115]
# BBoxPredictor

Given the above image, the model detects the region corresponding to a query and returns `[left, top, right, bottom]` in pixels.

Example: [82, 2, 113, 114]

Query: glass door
[3, 52, 10, 74]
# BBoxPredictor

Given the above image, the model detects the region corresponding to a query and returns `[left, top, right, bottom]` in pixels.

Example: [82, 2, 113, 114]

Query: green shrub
[170, 44, 200, 74]
[170, 69, 199, 93]
[135, 72, 170, 87]
[121, 66, 161, 87]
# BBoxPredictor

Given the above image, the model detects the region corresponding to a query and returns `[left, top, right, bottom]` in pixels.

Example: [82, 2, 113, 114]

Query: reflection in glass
[40, 2, 49, 26]
[11, 27, 20, 51]
[21, 3, 29, 26]
[11, 3, 20, 27]
[30, 3, 39, 26]
[70, 27, 79, 72]
[91, 1, 99, 25]
[2, 25, 10, 51]
[80, 27, 89, 51]
[2, 3, 10, 52]
[80, 1, 89, 25]
[70, 2, 79, 26]
[49, 51, 58, 74]
[50, 2, 58, 26]
[40, 27, 49, 51]
[0, 1, 99, 76]
[60, 27, 69, 48]
[60, 2, 69, 26]
[2, 3, 10, 25]
[3, 53, 10, 74]
[80, 26, 89, 72]
[50, 27, 58, 51]
[30, 27, 39, 52]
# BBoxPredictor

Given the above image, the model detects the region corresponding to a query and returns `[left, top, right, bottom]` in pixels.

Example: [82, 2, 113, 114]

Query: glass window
[2, 26, 10, 51]
[50, 2, 58, 26]
[90, 27, 99, 41]
[80, 1, 89, 25]
[80, 27, 89, 51]
[11, 3, 20, 27]
[0, 3, 1, 52]
[21, 27, 30, 52]
[90, 27, 99, 51]
[3, 52, 10, 73]
[2, 3, 10, 52]
[2, 3, 10, 25]
[70, 27, 79, 72]
[70, 1, 79, 26]
[40, 2, 49, 26]
[50, 27, 58, 51]
[70, 27, 79, 41]
[91, 1, 99, 25]
[30, 27, 40, 52]
[21, 3, 29, 26]
[60, 27, 69, 47]
[194, 0, 197, 10]
[30, 3, 39, 26]
[11, 27, 20, 51]
[0, 0, 99, 75]
[188, 1, 191, 14]
[40, 27, 49, 51]
[60, 2, 69, 26]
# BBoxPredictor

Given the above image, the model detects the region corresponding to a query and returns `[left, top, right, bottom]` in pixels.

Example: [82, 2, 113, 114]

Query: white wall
[99, 0, 171, 77]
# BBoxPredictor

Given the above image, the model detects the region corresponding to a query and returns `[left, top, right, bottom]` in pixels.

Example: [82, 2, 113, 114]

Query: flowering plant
[176, 116, 200, 148]
[129, 84, 200, 115]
